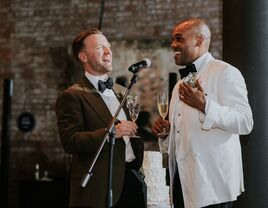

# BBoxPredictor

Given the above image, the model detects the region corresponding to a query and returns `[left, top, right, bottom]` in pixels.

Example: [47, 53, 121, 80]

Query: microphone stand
[80, 72, 139, 208]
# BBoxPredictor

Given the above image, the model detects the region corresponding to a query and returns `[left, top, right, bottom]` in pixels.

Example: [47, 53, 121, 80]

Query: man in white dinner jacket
[152, 18, 253, 208]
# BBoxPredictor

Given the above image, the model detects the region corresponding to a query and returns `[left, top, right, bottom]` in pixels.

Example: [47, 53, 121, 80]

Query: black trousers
[113, 162, 146, 208]
[173, 168, 184, 208]
[173, 169, 233, 208]
[205, 202, 233, 208]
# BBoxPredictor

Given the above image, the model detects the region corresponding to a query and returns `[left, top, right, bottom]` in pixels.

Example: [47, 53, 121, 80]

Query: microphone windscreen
[143, 58, 151, 67]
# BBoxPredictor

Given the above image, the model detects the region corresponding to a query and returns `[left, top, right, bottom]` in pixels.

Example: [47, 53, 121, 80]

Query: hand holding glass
[157, 90, 169, 137]
[127, 94, 140, 138]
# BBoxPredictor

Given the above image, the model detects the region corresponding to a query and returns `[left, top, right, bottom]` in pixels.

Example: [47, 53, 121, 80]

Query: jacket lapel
[79, 77, 113, 126]
[77, 77, 130, 125]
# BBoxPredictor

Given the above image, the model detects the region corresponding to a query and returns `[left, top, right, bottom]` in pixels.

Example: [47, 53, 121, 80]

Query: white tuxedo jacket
[159, 53, 253, 208]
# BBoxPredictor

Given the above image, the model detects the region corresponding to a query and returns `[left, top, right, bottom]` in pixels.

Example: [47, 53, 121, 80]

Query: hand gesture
[179, 79, 206, 113]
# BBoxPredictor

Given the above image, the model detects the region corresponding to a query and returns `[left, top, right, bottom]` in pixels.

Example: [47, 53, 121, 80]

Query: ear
[78, 52, 88, 63]
[195, 35, 204, 47]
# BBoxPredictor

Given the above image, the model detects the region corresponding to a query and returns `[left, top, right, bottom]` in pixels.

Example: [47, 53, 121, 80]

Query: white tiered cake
[142, 151, 170, 208]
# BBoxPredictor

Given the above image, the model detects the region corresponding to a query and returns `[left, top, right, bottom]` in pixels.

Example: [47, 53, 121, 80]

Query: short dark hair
[72, 28, 102, 61]
[115, 76, 128, 87]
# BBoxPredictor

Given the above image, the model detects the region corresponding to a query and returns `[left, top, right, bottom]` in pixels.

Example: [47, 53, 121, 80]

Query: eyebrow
[173, 32, 183, 37]
[172, 34, 184, 39]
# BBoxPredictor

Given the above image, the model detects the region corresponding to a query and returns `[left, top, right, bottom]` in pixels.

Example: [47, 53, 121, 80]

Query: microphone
[128, 58, 151, 73]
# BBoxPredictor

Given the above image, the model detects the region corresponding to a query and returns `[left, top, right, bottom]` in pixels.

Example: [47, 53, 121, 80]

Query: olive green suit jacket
[55, 76, 144, 208]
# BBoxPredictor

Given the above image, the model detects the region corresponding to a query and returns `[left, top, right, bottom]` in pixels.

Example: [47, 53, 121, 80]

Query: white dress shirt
[85, 72, 136, 162]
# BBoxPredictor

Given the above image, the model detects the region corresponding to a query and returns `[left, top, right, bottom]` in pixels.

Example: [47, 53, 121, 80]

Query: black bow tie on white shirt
[179, 64, 197, 79]
[98, 77, 113, 93]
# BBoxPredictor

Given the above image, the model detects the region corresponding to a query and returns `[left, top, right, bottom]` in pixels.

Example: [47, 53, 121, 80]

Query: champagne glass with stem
[157, 89, 169, 137]
[127, 93, 140, 138]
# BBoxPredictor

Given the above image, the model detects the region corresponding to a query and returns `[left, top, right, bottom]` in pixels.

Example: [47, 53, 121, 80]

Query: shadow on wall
[50, 46, 83, 88]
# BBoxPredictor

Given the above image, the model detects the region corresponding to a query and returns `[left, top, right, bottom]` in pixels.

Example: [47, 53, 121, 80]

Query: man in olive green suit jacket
[56, 29, 146, 208]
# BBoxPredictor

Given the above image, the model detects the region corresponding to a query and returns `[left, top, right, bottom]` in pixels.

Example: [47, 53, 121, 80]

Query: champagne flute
[157, 90, 169, 137]
[127, 94, 140, 138]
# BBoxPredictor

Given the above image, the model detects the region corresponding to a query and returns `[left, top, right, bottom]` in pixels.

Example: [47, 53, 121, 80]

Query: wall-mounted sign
[17, 112, 36, 132]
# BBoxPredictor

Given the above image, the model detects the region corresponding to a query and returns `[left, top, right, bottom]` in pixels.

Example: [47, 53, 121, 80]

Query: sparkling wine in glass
[127, 94, 140, 138]
[157, 90, 169, 137]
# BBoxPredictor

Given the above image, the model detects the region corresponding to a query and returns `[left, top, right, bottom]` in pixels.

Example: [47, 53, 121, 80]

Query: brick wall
[0, 0, 222, 206]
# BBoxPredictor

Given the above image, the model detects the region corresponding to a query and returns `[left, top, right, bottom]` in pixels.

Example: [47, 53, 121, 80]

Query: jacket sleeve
[200, 65, 253, 135]
[55, 91, 107, 154]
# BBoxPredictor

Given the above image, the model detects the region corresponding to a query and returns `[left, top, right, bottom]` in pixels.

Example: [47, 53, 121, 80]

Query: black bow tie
[179, 64, 197, 79]
[98, 77, 113, 93]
